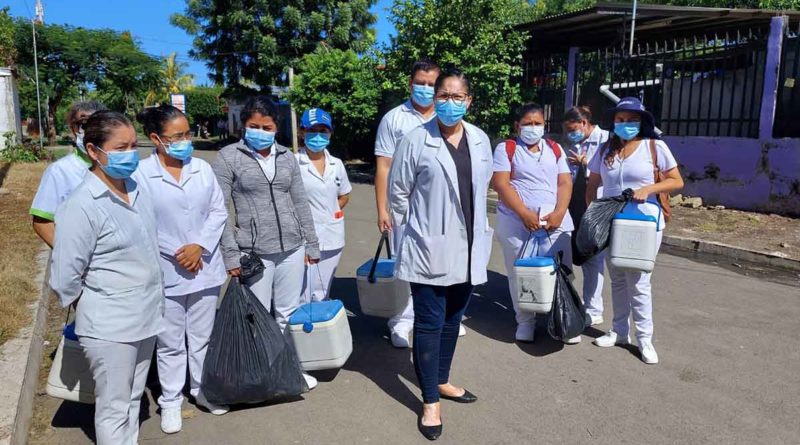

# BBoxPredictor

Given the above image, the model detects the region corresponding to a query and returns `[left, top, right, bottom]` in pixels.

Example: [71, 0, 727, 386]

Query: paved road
[33, 147, 800, 444]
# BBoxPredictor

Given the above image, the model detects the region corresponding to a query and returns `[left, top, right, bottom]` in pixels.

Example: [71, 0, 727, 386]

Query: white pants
[496, 211, 573, 327]
[247, 247, 305, 333]
[156, 286, 219, 409]
[302, 248, 343, 302]
[581, 251, 606, 318]
[387, 227, 414, 335]
[80, 336, 156, 445]
[606, 231, 663, 342]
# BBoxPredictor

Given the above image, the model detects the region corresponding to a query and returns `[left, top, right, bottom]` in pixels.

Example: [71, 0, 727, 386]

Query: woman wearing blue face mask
[562, 106, 609, 328]
[134, 105, 229, 433]
[388, 66, 494, 440]
[586, 97, 684, 365]
[295, 108, 352, 301]
[212, 96, 320, 390]
[491, 104, 576, 344]
[50, 111, 163, 445]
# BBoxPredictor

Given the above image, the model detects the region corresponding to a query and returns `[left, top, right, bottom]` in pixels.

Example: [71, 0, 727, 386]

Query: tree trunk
[46, 103, 57, 146]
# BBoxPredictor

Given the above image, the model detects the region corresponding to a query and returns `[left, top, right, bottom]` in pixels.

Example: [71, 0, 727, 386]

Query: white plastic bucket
[355, 232, 409, 318]
[289, 300, 353, 371]
[512, 230, 557, 313]
[46, 323, 95, 404]
[609, 202, 660, 272]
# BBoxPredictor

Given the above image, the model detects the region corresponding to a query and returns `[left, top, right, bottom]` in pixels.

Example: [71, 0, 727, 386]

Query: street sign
[170, 94, 186, 114]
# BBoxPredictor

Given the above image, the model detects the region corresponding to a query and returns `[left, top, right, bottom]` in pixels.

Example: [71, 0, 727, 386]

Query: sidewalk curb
[662, 235, 800, 272]
[4, 249, 51, 445]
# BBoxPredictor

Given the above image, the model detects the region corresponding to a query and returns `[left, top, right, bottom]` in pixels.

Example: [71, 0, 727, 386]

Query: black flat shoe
[439, 389, 477, 403]
[418, 417, 442, 441]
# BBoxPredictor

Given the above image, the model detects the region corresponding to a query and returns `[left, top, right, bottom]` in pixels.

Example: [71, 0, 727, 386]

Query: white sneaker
[639, 339, 659, 364]
[515, 323, 535, 343]
[563, 335, 582, 345]
[593, 331, 630, 348]
[458, 324, 467, 337]
[160, 406, 182, 434]
[195, 391, 229, 416]
[303, 372, 318, 390]
[590, 315, 604, 326]
[390, 330, 411, 348]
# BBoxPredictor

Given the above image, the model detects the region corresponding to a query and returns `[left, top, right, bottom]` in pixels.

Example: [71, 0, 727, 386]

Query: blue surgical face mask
[435, 99, 468, 127]
[411, 84, 435, 107]
[614, 122, 641, 140]
[519, 125, 545, 146]
[97, 147, 140, 179]
[75, 130, 86, 154]
[244, 128, 276, 151]
[160, 138, 194, 161]
[567, 130, 585, 144]
[304, 132, 330, 153]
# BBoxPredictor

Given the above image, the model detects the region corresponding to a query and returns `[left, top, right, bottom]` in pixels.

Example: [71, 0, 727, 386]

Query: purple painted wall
[664, 136, 800, 216]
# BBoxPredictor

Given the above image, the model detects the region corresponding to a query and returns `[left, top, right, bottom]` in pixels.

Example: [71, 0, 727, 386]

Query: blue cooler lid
[614, 213, 657, 223]
[356, 258, 396, 279]
[289, 300, 344, 325]
[63, 322, 78, 341]
[514, 256, 555, 267]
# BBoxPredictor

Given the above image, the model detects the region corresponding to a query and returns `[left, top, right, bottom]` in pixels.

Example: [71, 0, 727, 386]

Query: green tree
[530, 0, 798, 18]
[171, 0, 378, 88]
[384, 0, 535, 138]
[145, 52, 195, 106]
[184, 85, 225, 126]
[288, 47, 381, 159]
[0, 8, 15, 67]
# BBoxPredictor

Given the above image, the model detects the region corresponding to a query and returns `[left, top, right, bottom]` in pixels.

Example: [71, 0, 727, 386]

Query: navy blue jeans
[411, 281, 473, 404]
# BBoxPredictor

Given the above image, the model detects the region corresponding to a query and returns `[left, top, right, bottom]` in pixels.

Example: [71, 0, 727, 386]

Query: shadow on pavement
[50, 401, 95, 442]
[332, 277, 420, 415]
[462, 270, 516, 344]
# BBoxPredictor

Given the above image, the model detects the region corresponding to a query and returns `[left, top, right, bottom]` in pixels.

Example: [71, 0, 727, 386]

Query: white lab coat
[389, 119, 494, 287]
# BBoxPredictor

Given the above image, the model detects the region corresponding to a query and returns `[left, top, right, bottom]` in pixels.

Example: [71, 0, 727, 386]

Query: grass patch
[0, 162, 47, 345]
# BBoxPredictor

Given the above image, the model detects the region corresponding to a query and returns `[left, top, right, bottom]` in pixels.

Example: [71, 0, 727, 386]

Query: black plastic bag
[240, 219, 265, 280]
[575, 188, 633, 262]
[547, 254, 589, 341]
[201, 278, 308, 405]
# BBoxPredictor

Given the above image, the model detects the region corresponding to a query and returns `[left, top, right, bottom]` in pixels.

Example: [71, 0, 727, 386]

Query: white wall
[0, 68, 23, 150]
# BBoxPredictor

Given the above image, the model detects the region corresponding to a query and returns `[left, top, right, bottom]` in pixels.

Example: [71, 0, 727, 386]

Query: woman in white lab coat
[586, 97, 683, 365]
[563, 106, 610, 327]
[389, 66, 494, 441]
[491, 103, 575, 345]
[134, 105, 229, 434]
[50, 111, 163, 445]
[295, 108, 352, 301]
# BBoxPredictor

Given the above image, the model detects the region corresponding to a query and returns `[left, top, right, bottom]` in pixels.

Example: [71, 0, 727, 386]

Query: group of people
[31, 57, 683, 443]
[34, 98, 351, 444]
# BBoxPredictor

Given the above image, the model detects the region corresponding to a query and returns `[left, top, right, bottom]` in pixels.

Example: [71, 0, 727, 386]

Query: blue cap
[601, 96, 657, 137]
[301, 108, 333, 130]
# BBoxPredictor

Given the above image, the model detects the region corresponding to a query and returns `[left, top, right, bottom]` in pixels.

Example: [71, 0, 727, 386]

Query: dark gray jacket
[212, 141, 320, 270]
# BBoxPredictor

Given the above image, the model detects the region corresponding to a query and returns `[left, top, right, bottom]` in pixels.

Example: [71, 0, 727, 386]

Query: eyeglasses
[434, 93, 469, 107]
[160, 131, 194, 142]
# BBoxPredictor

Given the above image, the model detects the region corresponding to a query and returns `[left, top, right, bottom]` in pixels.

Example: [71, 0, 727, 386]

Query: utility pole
[288, 67, 298, 152]
[629, 0, 638, 56]
[32, 0, 44, 149]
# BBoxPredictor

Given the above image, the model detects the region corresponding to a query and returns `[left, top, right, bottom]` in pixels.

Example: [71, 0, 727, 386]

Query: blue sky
[4, 0, 397, 84]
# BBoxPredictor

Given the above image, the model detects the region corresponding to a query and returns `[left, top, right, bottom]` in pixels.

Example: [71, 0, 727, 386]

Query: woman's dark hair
[411, 58, 440, 77]
[434, 64, 470, 95]
[240, 96, 280, 126]
[83, 111, 133, 150]
[136, 105, 185, 136]
[66, 101, 108, 130]
[515, 103, 544, 122]
[564, 105, 592, 124]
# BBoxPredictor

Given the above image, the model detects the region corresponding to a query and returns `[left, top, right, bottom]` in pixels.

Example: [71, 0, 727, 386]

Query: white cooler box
[610, 211, 658, 272]
[513, 256, 557, 313]
[356, 258, 409, 318]
[289, 299, 352, 371]
[46, 323, 95, 404]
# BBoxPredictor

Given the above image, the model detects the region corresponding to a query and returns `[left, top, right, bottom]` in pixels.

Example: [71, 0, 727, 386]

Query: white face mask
[519, 125, 545, 146]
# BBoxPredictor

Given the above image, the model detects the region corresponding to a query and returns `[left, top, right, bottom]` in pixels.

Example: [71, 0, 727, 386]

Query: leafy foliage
[0, 8, 15, 67]
[184, 86, 225, 125]
[383, 0, 534, 138]
[145, 52, 195, 106]
[171, 0, 378, 88]
[288, 47, 381, 159]
[1, 132, 48, 163]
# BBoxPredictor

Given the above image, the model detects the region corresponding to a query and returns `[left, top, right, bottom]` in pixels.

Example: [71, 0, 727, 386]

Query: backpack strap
[504, 139, 517, 178]
[544, 138, 562, 161]
[648, 138, 659, 177]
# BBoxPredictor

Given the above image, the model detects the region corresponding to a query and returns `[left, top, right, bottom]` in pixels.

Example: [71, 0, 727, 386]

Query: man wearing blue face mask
[375, 59, 459, 348]
[295, 108, 352, 302]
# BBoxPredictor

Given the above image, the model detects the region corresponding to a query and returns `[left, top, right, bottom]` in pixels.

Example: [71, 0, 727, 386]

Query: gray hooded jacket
[212, 140, 320, 270]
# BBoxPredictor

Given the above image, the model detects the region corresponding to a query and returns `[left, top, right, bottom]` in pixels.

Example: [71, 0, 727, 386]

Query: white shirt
[29, 150, 91, 221]
[295, 148, 352, 251]
[492, 138, 575, 232]
[374, 100, 435, 158]
[569, 125, 609, 179]
[134, 155, 228, 297]
[251, 143, 276, 181]
[588, 139, 678, 230]
[49, 173, 164, 343]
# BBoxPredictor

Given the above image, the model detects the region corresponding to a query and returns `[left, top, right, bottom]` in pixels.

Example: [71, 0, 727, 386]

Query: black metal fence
[521, 53, 569, 131]
[775, 34, 800, 138]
